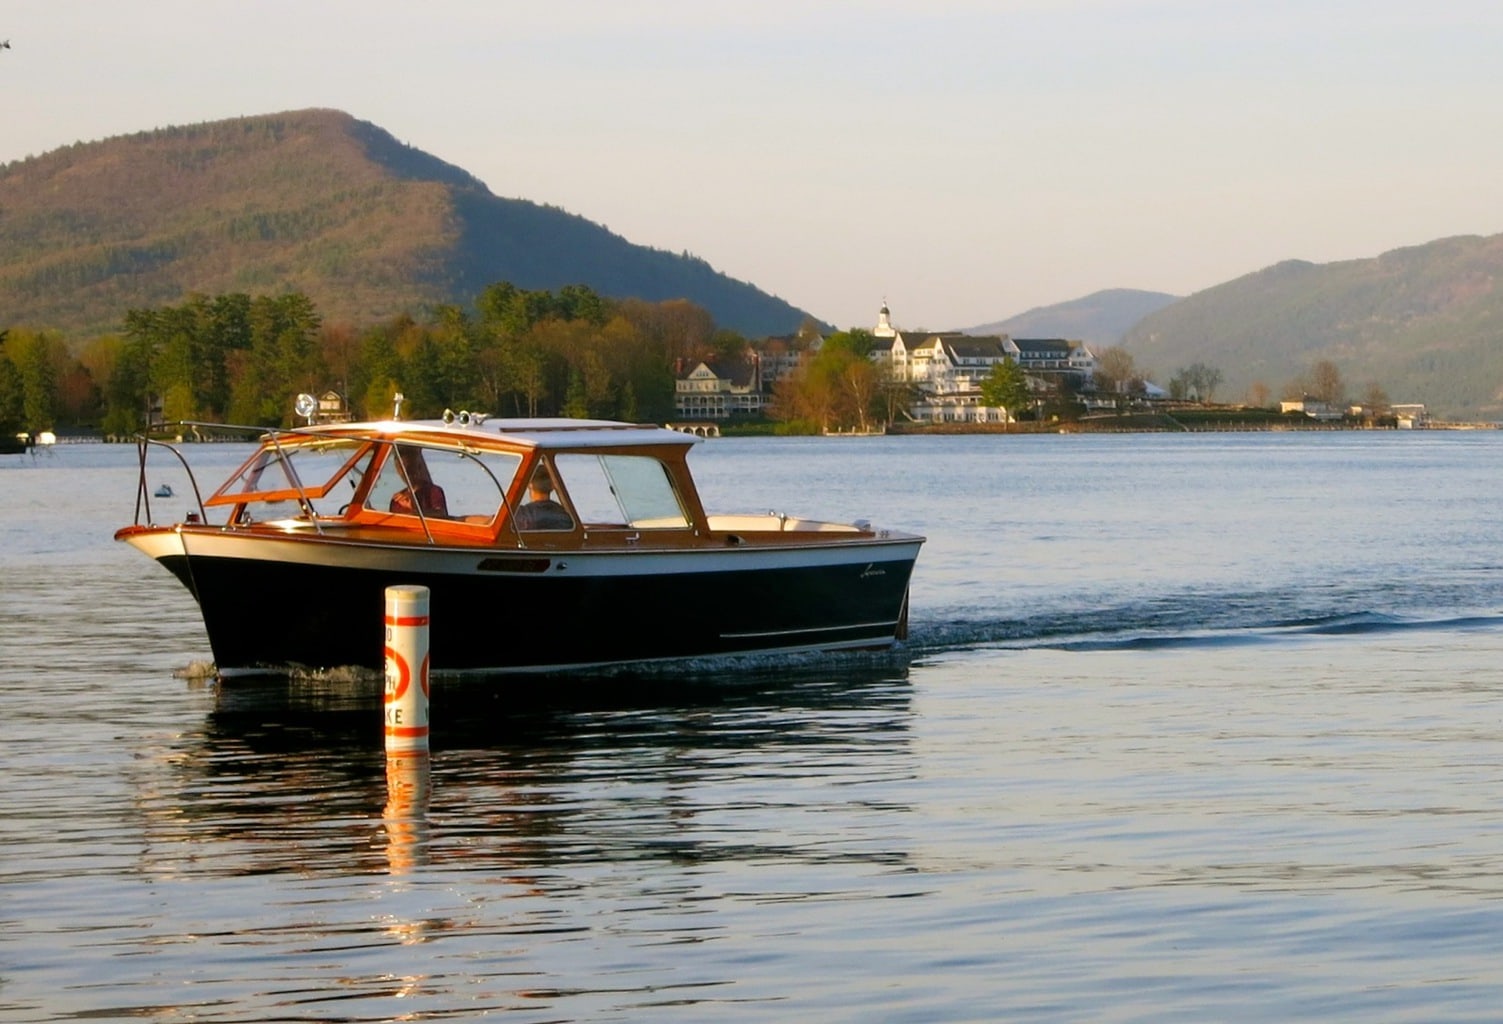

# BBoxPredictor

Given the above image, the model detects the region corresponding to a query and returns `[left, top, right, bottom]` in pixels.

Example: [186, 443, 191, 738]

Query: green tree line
[0, 283, 743, 437]
[3, 286, 1353, 443]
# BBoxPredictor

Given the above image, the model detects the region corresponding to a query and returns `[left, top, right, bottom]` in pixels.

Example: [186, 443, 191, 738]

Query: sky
[5, 1, 1503, 331]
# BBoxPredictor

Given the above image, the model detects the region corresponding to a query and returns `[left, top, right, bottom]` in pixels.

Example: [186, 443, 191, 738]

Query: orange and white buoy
[383, 585, 430, 754]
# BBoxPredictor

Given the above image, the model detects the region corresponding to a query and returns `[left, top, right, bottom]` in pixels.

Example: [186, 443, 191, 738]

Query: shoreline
[23, 412, 1503, 445]
[887, 418, 1500, 436]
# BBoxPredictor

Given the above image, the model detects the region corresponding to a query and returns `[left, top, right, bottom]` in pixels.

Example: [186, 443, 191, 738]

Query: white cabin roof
[324, 418, 700, 452]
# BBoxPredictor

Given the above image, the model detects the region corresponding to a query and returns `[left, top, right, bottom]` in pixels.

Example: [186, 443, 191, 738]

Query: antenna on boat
[393, 392, 405, 421]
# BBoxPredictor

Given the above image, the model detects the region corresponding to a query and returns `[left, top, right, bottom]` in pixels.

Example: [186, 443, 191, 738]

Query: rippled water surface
[6, 432, 1503, 1021]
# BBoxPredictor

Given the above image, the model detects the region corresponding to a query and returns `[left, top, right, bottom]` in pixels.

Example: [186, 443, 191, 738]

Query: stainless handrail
[132, 437, 209, 526]
[137, 422, 343, 532]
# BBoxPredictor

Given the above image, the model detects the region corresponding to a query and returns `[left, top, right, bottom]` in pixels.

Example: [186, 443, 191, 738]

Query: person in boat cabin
[513, 465, 573, 531]
[389, 445, 449, 518]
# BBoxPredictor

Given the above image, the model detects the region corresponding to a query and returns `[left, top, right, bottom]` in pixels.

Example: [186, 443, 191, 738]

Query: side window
[512, 458, 576, 532]
[553, 453, 688, 529]
[551, 454, 621, 525]
[365, 444, 519, 522]
[365, 448, 409, 514]
[433, 449, 521, 521]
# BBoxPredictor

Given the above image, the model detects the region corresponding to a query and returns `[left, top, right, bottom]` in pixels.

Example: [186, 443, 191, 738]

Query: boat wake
[182, 582, 1503, 689]
[904, 593, 1503, 656]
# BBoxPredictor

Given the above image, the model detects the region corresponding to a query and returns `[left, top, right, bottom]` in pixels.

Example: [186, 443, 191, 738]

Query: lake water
[6, 431, 1503, 1021]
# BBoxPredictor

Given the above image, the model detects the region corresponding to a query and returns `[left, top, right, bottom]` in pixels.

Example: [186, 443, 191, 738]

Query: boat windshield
[208, 437, 373, 517]
[365, 443, 521, 523]
[553, 453, 689, 529]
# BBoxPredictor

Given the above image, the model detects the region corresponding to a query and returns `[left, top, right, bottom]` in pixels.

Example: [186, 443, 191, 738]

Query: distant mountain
[0, 109, 816, 338]
[1122, 235, 1503, 419]
[965, 288, 1178, 345]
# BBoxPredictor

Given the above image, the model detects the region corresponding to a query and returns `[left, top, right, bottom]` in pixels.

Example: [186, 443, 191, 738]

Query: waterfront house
[674, 357, 766, 421]
[1390, 404, 1430, 428]
[315, 390, 351, 424]
[1280, 399, 1344, 421]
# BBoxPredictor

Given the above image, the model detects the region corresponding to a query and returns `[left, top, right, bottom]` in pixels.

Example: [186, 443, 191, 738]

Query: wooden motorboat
[117, 408, 923, 676]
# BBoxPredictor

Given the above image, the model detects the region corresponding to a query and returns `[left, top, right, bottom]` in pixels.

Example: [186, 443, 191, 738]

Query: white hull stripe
[126, 529, 921, 578]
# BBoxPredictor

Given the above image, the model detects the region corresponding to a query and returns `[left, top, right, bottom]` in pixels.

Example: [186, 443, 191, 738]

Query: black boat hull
[141, 531, 920, 675]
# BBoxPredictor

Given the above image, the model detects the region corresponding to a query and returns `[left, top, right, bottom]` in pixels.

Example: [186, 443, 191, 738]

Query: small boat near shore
[117, 403, 924, 677]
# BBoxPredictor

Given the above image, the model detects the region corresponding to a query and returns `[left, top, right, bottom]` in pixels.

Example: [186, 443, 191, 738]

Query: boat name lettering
[859, 563, 886, 579]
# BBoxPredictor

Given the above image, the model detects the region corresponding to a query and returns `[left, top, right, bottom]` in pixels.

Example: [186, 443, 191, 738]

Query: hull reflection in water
[139, 657, 915, 879]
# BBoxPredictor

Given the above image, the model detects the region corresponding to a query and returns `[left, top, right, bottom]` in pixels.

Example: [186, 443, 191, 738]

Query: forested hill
[1121, 234, 1503, 420]
[0, 108, 815, 338]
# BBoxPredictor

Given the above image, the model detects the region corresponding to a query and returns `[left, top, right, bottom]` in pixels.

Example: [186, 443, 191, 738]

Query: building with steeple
[867, 301, 1099, 423]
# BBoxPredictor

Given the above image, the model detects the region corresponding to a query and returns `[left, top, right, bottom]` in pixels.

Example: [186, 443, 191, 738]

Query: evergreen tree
[563, 369, 590, 418]
[429, 305, 479, 412]
[0, 340, 23, 433]
[8, 331, 62, 431]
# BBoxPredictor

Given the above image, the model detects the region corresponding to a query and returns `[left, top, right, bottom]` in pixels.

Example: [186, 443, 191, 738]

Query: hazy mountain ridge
[0, 109, 815, 337]
[1121, 235, 1503, 419]
[965, 288, 1179, 345]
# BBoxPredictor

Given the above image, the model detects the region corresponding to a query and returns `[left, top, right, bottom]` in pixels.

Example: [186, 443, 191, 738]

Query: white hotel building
[672, 303, 1099, 424]
[869, 303, 1099, 423]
